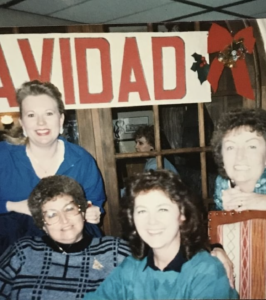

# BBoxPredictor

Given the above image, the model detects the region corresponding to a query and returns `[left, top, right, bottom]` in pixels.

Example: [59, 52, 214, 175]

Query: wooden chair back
[208, 210, 266, 299]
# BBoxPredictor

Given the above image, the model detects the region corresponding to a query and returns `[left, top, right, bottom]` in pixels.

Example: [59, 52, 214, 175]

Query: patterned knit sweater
[84, 250, 239, 300]
[0, 235, 130, 300]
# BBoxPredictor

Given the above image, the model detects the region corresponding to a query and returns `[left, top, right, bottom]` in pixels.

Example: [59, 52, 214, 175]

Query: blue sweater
[84, 251, 238, 300]
[0, 236, 131, 300]
[0, 137, 105, 213]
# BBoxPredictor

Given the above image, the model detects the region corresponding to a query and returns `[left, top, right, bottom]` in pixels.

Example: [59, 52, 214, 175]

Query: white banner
[0, 32, 211, 112]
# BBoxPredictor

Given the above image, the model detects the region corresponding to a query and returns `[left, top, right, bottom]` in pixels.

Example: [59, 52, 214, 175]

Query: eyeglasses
[43, 201, 81, 225]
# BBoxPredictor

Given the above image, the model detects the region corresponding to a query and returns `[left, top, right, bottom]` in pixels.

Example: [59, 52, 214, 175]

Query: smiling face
[19, 94, 64, 147]
[222, 126, 266, 187]
[135, 137, 153, 152]
[42, 194, 84, 244]
[133, 189, 185, 254]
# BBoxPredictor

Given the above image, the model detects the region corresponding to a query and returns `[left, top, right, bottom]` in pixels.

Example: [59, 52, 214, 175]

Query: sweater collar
[42, 230, 92, 254]
[144, 246, 187, 272]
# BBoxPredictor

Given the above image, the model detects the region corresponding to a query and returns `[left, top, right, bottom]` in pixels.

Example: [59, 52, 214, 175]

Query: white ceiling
[1, 0, 266, 25]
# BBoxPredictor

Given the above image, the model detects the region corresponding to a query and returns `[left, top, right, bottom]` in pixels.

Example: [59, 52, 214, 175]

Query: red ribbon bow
[207, 23, 255, 100]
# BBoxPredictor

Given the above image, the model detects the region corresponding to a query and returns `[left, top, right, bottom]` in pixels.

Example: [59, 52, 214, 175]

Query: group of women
[1, 79, 265, 299]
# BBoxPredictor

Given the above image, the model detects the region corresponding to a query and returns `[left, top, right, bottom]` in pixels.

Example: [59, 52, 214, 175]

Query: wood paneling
[91, 109, 120, 236]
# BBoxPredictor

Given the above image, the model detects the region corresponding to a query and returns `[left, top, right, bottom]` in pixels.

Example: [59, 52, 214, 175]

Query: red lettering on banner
[75, 38, 113, 104]
[59, 39, 75, 105]
[18, 38, 54, 81]
[118, 38, 150, 102]
[152, 37, 186, 100]
[0, 45, 16, 107]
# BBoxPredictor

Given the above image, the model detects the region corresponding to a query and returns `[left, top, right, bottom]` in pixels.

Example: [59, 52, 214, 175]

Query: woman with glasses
[0, 175, 130, 300]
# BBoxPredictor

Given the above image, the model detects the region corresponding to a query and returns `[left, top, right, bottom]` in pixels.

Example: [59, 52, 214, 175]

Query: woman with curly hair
[84, 170, 238, 300]
[211, 108, 266, 211]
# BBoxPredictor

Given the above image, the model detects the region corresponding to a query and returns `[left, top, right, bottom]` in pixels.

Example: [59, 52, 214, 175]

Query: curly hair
[211, 108, 266, 178]
[16, 80, 65, 118]
[134, 125, 155, 148]
[120, 169, 209, 260]
[28, 175, 87, 228]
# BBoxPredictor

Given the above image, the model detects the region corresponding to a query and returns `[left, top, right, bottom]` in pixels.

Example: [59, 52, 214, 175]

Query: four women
[1, 79, 256, 299]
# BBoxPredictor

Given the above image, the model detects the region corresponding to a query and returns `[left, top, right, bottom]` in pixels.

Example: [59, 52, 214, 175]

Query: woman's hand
[211, 247, 234, 288]
[222, 187, 266, 211]
[85, 201, 101, 224]
[6, 199, 31, 215]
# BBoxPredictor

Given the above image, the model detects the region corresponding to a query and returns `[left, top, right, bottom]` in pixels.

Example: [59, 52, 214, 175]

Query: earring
[23, 129, 28, 137]
[59, 127, 64, 134]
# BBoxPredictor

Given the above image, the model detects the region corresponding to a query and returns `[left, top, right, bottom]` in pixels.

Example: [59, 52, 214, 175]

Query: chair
[208, 210, 266, 299]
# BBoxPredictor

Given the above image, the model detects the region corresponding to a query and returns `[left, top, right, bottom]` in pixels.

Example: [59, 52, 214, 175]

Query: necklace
[57, 245, 68, 255]
[28, 153, 49, 174]
[53, 240, 73, 255]
[43, 233, 89, 254]
[26, 141, 60, 175]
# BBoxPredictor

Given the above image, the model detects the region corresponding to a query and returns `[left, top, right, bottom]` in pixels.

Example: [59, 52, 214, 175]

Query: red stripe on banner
[75, 38, 113, 104]
[119, 37, 150, 102]
[0, 45, 16, 107]
[18, 39, 54, 81]
[59, 38, 75, 105]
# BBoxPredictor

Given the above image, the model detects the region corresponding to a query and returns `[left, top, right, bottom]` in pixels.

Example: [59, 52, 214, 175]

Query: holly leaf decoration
[191, 52, 210, 84]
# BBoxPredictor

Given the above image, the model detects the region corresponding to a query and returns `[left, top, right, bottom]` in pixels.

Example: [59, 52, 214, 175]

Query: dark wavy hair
[16, 80, 65, 118]
[28, 175, 87, 228]
[211, 108, 266, 178]
[120, 169, 209, 260]
[134, 125, 155, 148]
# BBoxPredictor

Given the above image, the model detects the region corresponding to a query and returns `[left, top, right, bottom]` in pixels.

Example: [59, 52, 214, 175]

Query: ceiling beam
[0, 0, 26, 8]
[164, 0, 256, 22]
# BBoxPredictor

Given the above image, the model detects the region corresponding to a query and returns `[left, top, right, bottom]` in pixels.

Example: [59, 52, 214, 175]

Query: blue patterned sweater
[0, 236, 130, 300]
[84, 250, 238, 300]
